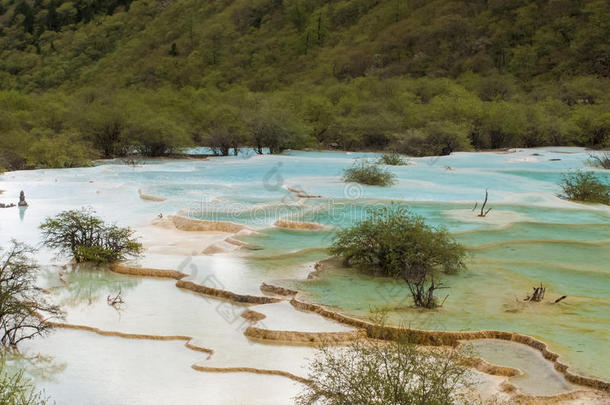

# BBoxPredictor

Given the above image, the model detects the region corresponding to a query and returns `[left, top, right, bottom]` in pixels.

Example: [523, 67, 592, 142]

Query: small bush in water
[378, 153, 408, 166]
[560, 171, 609, 205]
[343, 161, 396, 186]
[330, 205, 465, 308]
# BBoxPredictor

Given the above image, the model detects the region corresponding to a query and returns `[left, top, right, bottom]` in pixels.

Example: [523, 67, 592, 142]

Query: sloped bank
[191, 364, 310, 385]
[138, 189, 167, 202]
[44, 268, 608, 403]
[170, 214, 252, 233]
[244, 326, 365, 345]
[110, 264, 280, 304]
[241, 321, 519, 378]
[499, 381, 609, 405]
[260, 282, 298, 297]
[110, 263, 187, 279]
[107, 263, 609, 393]
[273, 219, 329, 230]
[176, 280, 280, 304]
[289, 298, 610, 392]
[241, 309, 267, 322]
[45, 320, 214, 356]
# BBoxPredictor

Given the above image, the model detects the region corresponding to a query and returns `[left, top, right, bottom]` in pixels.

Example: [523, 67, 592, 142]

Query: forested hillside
[1, 0, 609, 169]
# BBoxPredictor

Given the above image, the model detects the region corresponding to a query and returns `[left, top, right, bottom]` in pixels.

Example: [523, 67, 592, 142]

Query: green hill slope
[1, 0, 609, 169]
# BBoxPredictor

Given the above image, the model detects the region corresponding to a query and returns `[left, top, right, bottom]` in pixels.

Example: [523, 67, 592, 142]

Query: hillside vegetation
[1, 0, 609, 170]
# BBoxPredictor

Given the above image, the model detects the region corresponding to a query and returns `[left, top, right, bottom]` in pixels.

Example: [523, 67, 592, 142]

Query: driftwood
[287, 186, 321, 199]
[107, 290, 124, 308]
[554, 295, 567, 304]
[473, 189, 492, 217]
[525, 283, 546, 302]
[588, 152, 610, 169]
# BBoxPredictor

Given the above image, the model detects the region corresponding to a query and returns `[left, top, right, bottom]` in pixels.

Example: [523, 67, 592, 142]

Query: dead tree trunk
[107, 290, 124, 309]
[525, 283, 546, 302]
[402, 266, 447, 309]
[476, 189, 492, 217]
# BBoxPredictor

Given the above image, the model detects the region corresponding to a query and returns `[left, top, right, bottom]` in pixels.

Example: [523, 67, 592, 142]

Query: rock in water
[18, 190, 28, 207]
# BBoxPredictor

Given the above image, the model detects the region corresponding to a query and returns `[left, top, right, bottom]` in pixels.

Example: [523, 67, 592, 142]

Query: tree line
[1, 0, 609, 171]
[1, 75, 608, 171]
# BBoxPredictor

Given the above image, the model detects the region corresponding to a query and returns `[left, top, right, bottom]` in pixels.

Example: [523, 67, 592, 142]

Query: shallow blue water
[1, 147, 609, 382]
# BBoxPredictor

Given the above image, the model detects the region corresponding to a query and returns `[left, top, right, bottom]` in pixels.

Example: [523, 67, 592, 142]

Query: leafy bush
[73, 245, 120, 264]
[342, 161, 396, 186]
[0, 361, 49, 405]
[296, 337, 472, 405]
[560, 172, 609, 205]
[39, 208, 142, 264]
[377, 153, 408, 166]
[26, 131, 92, 168]
[330, 206, 465, 308]
[394, 122, 472, 156]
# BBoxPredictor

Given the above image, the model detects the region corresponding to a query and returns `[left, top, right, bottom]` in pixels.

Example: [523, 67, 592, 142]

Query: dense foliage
[560, 171, 610, 204]
[343, 160, 396, 186]
[0, 361, 49, 405]
[39, 208, 142, 263]
[296, 338, 472, 405]
[330, 206, 465, 308]
[1, 0, 609, 170]
[0, 241, 63, 346]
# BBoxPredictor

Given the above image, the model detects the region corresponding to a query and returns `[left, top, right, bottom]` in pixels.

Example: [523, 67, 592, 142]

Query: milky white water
[1, 147, 609, 403]
[460, 339, 574, 396]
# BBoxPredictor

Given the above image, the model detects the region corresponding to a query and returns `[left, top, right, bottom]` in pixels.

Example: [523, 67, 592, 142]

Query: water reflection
[19, 206, 27, 221]
[3, 351, 67, 382]
[42, 264, 139, 307]
[461, 339, 574, 396]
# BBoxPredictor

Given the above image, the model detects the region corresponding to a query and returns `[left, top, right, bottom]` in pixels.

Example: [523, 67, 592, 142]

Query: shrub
[394, 122, 472, 156]
[377, 153, 408, 166]
[26, 130, 92, 168]
[330, 206, 465, 308]
[0, 241, 63, 346]
[560, 171, 609, 205]
[39, 208, 142, 264]
[0, 361, 49, 405]
[73, 245, 120, 264]
[342, 161, 396, 186]
[296, 337, 473, 405]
